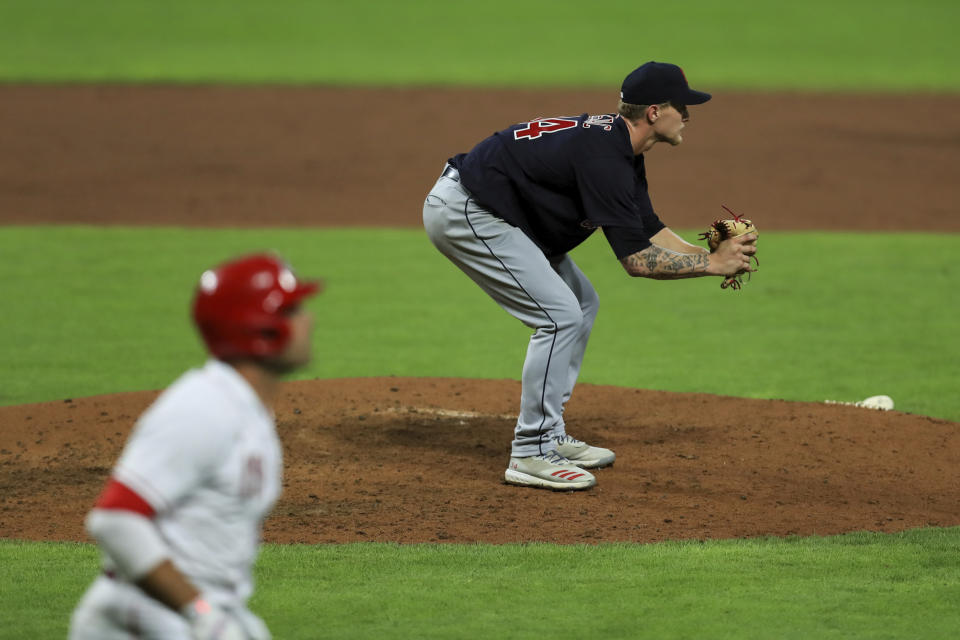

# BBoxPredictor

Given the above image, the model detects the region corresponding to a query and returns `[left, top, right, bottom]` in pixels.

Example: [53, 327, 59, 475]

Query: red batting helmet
[192, 253, 321, 360]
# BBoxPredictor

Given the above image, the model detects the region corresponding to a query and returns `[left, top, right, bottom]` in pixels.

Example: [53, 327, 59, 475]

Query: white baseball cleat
[504, 451, 596, 491]
[553, 433, 615, 469]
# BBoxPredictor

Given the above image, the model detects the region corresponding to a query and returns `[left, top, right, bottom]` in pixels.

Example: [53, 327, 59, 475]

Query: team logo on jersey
[582, 115, 615, 131]
[239, 455, 264, 499]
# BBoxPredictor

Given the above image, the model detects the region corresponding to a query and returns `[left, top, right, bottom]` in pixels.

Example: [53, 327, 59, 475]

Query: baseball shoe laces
[553, 433, 616, 469]
[537, 449, 570, 464]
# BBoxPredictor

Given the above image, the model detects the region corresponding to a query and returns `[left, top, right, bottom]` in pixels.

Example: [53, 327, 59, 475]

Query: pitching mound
[1, 377, 957, 544]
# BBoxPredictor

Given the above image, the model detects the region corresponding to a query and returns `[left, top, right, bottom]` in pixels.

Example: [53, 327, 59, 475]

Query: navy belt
[441, 165, 460, 181]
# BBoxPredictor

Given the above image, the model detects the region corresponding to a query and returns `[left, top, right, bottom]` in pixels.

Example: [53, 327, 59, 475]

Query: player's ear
[646, 104, 659, 123]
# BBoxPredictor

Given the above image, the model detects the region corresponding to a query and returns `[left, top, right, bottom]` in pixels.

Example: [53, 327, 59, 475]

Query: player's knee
[581, 289, 599, 322]
[553, 304, 585, 331]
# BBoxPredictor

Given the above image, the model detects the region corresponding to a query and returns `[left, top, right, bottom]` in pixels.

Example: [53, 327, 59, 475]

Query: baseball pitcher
[423, 62, 757, 491]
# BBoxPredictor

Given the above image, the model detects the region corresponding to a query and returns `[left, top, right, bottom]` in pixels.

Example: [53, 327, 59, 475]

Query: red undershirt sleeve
[94, 478, 156, 518]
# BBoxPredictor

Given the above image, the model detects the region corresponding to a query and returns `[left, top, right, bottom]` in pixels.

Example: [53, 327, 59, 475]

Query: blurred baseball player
[69, 253, 321, 640]
[423, 62, 756, 491]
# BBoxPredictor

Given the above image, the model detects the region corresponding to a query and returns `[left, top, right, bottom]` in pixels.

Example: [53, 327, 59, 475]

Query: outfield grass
[0, 0, 957, 90]
[2, 227, 958, 421]
[3, 528, 958, 639]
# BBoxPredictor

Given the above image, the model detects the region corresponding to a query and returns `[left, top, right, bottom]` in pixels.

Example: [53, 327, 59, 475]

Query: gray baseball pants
[423, 169, 599, 457]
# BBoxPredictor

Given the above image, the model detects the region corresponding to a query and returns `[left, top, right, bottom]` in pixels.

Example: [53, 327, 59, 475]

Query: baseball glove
[698, 205, 759, 290]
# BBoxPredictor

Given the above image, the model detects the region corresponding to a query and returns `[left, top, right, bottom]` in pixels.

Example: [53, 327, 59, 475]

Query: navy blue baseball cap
[620, 62, 711, 105]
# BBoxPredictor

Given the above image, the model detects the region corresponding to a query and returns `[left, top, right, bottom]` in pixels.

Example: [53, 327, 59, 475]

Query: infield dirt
[1, 87, 958, 543]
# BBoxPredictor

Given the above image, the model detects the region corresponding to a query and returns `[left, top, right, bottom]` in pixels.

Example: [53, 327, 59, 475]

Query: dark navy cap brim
[684, 89, 712, 105]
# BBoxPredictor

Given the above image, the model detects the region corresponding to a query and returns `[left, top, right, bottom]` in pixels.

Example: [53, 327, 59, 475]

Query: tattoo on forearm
[622, 245, 709, 279]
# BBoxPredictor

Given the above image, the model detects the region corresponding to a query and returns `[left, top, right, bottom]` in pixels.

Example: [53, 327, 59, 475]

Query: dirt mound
[2, 377, 957, 544]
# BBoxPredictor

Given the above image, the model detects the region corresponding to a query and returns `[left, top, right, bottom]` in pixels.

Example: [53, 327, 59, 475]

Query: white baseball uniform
[69, 359, 282, 639]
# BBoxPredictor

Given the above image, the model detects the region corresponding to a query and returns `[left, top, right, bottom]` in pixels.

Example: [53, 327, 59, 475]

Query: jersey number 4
[513, 117, 578, 140]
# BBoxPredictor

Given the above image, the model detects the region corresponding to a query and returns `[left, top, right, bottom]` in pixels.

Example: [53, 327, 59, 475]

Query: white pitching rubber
[858, 395, 894, 411]
[824, 395, 894, 411]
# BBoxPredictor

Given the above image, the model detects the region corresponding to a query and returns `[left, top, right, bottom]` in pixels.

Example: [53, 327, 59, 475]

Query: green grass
[1, 227, 958, 422]
[0, 0, 958, 91]
[3, 528, 959, 639]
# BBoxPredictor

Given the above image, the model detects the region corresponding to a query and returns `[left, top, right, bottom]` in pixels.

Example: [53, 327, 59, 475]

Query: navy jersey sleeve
[574, 131, 664, 259]
[573, 156, 639, 227]
[601, 225, 648, 259]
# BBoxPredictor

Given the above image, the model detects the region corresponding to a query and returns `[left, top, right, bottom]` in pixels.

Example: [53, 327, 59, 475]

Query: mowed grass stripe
[1, 227, 958, 421]
[0, 0, 957, 90]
